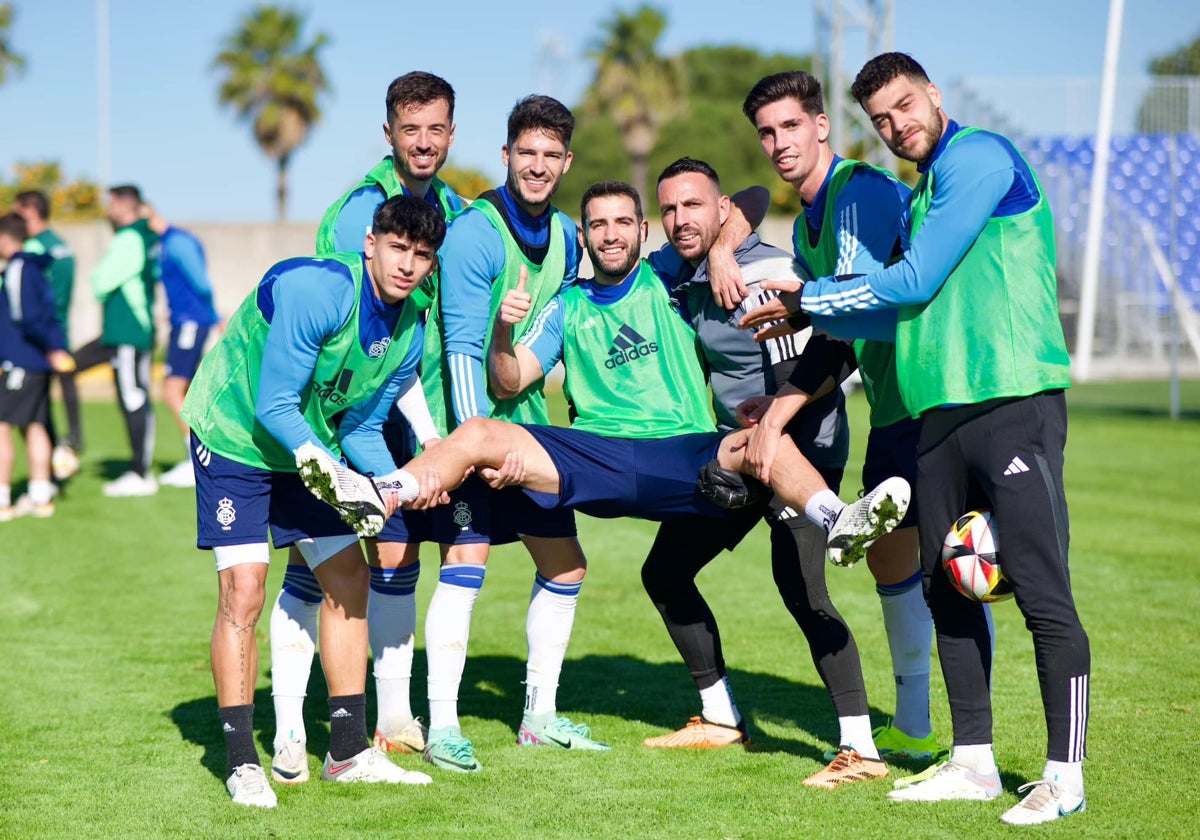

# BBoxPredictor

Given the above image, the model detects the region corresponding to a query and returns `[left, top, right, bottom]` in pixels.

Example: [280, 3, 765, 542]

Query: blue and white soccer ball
[941, 509, 1014, 603]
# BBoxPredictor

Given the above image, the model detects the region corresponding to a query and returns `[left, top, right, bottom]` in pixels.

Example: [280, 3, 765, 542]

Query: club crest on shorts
[368, 337, 390, 358]
[453, 501, 472, 530]
[216, 496, 237, 530]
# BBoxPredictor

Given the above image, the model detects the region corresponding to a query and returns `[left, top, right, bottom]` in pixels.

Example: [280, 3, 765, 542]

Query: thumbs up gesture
[497, 265, 532, 326]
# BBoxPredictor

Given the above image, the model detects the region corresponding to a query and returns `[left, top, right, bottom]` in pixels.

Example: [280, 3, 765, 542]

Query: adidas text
[605, 341, 659, 369]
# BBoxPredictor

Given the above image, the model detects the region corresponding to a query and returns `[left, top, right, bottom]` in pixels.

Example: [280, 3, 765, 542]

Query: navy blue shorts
[519, 425, 727, 522]
[862, 416, 921, 529]
[191, 438, 354, 549]
[377, 478, 494, 546]
[165, 322, 212, 381]
[489, 485, 577, 544]
[0, 367, 51, 427]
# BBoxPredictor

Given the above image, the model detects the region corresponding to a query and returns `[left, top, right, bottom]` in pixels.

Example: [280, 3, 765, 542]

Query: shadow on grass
[172, 651, 894, 781]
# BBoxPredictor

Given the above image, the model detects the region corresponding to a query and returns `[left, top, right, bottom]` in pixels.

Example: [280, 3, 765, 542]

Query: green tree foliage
[213, 5, 331, 221]
[582, 5, 684, 205]
[1, 161, 103, 221]
[562, 42, 812, 222]
[0, 2, 26, 85]
[438, 165, 492, 203]
[1137, 31, 1200, 133]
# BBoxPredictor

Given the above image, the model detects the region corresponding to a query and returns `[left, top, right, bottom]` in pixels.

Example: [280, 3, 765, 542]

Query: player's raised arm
[489, 267, 562, 400]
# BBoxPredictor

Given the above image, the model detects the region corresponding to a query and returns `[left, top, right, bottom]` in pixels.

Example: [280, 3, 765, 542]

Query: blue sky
[2, 0, 1194, 222]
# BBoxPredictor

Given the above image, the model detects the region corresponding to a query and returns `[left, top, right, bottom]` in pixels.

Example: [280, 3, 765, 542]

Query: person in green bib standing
[418, 94, 602, 773]
[739, 70, 948, 769]
[180, 195, 444, 807]
[741, 53, 1090, 826]
[268, 71, 464, 781]
[82, 185, 159, 497]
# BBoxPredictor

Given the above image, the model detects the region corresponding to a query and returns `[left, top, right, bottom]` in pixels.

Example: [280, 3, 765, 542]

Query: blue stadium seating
[1020, 133, 1200, 307]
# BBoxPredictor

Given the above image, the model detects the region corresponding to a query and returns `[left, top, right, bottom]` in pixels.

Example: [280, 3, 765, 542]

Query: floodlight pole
[97, 0, 112, 188]
[1076, 0, 1124, 381]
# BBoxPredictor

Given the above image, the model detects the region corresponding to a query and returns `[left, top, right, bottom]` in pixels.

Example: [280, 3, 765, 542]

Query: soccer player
[267, 72, 463, 780]
[634, 158, 887, 788]
[12, 190, 81, 477]
[0, 213, 75, 519]
[78, 185, 159, 497]
[415, 94, 599, 773]
[141, 207, 220, 488]
[179, 195, 443, 807]
[739, 70, 946, 766]
[358, 181, 909, 619]
[742, 53, 1090, 825]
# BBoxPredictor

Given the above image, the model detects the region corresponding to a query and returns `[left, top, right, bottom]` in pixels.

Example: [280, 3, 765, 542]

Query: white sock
[425, 564, 486, 734]
[951, 743, 997, 774]
[804, 489, 844, 531]
[28, 479, 55, 505]
[524, 573, 580, 719]
[270, 566, 322, 749]
[699, 676, 740, 728]
[369, 565, 419, 733]
[878, 572, 934, 739]
[0, 485, 10, 508]
[1043, 759, 1084, 795]
[839, 714, 879, 759]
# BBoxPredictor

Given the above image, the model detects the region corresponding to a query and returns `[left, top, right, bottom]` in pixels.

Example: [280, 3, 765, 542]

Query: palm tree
[585, 5, 683, 203]
[213, 5, 330, 221]
[0, 2, 27, 86]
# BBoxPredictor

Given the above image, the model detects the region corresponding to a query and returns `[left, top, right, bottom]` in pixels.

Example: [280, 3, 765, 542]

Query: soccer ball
[51, 444, 80, 482]
[941, 509, 1014, 603]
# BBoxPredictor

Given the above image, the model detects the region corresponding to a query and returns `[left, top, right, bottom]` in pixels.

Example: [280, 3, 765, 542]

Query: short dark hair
[109, 184, 143, 204]
[507, 95, 575, 149]
[580, 181, 643, 226]
[0, 213, 29, 242]
[656, 157, 721, 190]
[851, 52, 931, 104]
[386, 71, 456, 122]
[372, 194, 447, 250]
[742, 71, 824, 123]
[14, 190, 50, 220]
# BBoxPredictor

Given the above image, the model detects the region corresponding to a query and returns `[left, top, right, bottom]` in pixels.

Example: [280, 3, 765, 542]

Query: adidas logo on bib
[605, 324, 659, 369]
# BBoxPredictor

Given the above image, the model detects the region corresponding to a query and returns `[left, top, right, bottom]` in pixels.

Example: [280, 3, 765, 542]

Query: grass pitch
[0, 380, 1197, 838]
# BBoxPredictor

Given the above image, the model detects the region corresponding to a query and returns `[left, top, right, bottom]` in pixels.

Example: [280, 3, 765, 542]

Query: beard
[587, 242, 640, 281]
[506, 169, 560, 212]
[891, 109, 945, 164]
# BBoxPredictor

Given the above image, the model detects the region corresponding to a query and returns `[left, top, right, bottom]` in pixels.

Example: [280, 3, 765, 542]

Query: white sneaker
[160, 459, 196, 488]
[374, 716, 428, 754]
[294, 442, 387, 537]
[10, 494, 55, 519]
[1000, 779, 1086, 825]
[886, 760, 1002, 802]
[102, 471, 159, 497]
[321, 746, 432, 785]
[271, 738, 310, 784]
[226, 763, 278, 808]
[827, 476, 910, 567]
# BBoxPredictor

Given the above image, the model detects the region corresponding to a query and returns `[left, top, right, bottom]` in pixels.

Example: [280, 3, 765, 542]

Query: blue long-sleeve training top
[799, 121, 1040, 320]
[439, 184, 579, 423]
[254, 256, 422, 476]
[160, 226, 219, 326]
[0, 252, 67, 371]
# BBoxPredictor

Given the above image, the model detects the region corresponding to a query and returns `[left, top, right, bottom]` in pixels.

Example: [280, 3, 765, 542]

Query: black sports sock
[328, 694, 369, 761]
[219, 704, 259, 776]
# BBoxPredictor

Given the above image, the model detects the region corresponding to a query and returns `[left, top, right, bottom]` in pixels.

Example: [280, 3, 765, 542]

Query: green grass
[1, 381, 1198, 838]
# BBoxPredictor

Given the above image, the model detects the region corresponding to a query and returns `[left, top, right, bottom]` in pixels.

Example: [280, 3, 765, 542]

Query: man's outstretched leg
[711, 430, 910, 567]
